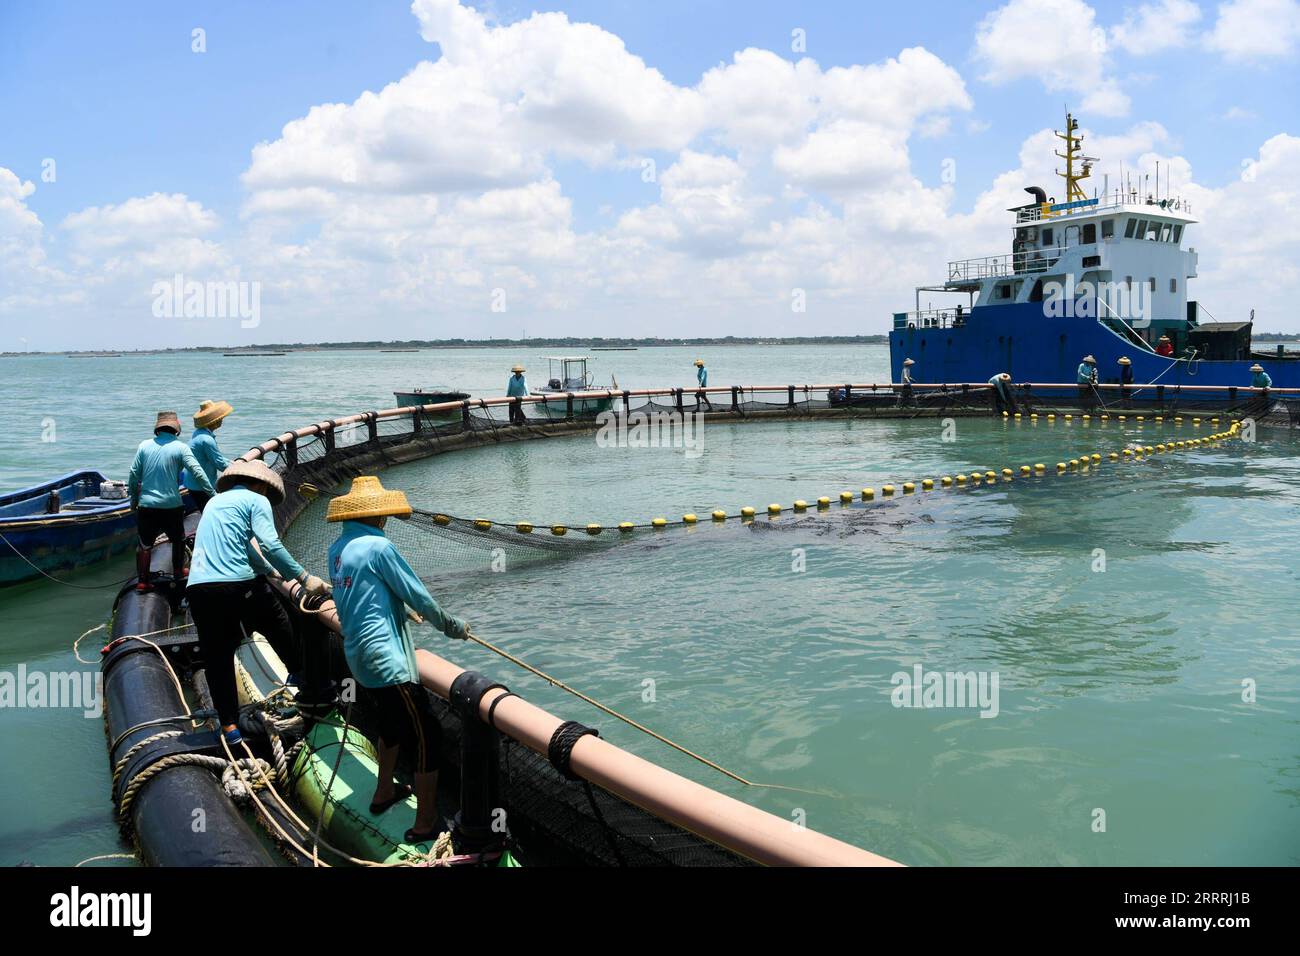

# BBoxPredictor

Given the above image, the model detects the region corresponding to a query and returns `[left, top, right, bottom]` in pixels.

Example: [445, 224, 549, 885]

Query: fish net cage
[241, 381, 1280, 866]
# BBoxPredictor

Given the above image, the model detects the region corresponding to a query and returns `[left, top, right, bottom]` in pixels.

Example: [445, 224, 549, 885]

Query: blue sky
[2, 0, 1298, 348]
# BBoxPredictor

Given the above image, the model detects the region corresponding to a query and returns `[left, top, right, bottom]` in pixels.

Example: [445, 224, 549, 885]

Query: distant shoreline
[6, 331, 1300, 357]
[3, 335, 892, 357]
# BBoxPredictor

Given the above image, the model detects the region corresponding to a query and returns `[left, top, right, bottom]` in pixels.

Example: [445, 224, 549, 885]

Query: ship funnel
[1024, 186, 1047, 204]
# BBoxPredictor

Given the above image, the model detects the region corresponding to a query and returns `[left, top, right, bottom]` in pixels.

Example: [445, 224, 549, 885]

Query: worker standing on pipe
[185, 400, 233, 513]
[1077, 355, 1098, 410]
[1117, 356, 1134, 407]
[326, 476, 469, 845]
[899, 357, 916, 406]
[506, 365, 529, 424]
[988, 372, 1016, 414]
[694, 358, 713, 410]
[187, 459, 329, 745]
[128, 411, 214, 592]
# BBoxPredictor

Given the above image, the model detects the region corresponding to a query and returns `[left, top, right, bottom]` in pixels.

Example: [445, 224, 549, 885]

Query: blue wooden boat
[0, 470, 139, 586]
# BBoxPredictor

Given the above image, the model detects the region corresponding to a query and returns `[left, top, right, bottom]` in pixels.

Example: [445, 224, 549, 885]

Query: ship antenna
[1053, 109, 1092, 203]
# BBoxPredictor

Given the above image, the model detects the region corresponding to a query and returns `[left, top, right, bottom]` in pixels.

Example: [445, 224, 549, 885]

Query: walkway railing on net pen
[234, 382, 997, 464]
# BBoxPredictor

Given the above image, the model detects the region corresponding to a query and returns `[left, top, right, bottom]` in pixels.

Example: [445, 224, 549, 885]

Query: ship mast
[1054, 111, 1093, 204]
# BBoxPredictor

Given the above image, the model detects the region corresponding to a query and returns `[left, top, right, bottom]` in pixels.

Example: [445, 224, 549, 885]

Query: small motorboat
[532, 356, 615, 419]
[0, 470, 139, 586]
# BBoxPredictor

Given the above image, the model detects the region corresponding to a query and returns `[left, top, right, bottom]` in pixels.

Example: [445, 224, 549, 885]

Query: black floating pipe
[103, 517, 272, 867]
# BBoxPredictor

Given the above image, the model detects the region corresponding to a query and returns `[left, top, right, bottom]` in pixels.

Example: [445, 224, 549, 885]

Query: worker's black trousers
[187, 576, 296, 726]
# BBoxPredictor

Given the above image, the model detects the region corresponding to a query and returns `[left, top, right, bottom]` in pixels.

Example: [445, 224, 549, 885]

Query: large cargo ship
[890, 113, 1296, 400]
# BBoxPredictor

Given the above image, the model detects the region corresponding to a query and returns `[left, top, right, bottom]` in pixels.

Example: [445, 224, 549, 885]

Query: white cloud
[974, 0, 1131, 116]
[1111, 0, 1203, 53]
[1205, 0, 1300, 60]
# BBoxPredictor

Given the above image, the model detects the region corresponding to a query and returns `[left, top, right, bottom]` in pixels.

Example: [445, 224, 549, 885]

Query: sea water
[2, 346, 1297, 865]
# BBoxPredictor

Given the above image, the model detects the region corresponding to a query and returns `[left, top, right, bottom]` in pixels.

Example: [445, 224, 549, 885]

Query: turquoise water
[2, 346, 1298, 865]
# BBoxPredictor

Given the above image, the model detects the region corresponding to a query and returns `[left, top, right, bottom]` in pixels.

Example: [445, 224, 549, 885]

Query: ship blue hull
[889, 303, 1297, 401]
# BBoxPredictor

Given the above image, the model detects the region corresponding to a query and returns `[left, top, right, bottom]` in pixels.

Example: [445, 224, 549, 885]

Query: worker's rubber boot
[134, 548, 153, 592]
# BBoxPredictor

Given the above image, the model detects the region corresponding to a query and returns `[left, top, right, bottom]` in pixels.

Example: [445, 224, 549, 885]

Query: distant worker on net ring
[506, 364, 529, 424]
[1076, 355, 1098, 410]
[694, 358, 713, 410]
[326, 476, 470, 846]
[988, 372, 1017, 414]
[899, 357, 915, 406]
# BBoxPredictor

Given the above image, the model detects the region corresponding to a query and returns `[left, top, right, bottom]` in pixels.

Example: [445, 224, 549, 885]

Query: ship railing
[894, 308, 969, 329]
[1015, 194, 1193, 223]
[946, 249, 1061, 282]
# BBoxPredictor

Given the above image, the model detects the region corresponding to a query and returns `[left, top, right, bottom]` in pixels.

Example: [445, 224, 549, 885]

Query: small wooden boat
[0, 470, 138, 586]
[532, 356, 615, 418]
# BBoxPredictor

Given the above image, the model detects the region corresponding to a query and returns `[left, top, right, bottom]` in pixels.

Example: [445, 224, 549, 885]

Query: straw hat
[216, 459, 285, 505]
[511, 365, 525, 373]
[999, 373, 1011, 382]
[1117, 356, 1132, 366]
[1250, 363, 1264, 372]
[193, 399, 233, 429]
[154, 411, 181, 434]
[694, 359, 704, 366]
[326, 475, 412, 523]
[903, 358, 915, 366]
[1159, 335, 1171, 341]
[1082, 355, 1096, 364]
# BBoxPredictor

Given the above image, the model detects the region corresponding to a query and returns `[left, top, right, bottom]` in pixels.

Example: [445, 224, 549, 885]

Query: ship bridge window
[1082, 223, 1096, 244]
[1041, 227, 1054, 246]
[1101, 219, 1115, 239]
[1124, 219, 1138, 238]
[1146, 221, 1161, 240]
[1160, 223, 1172, 241]
[1172, 224, 1183, 244]
[1082, 255, 1101, 267]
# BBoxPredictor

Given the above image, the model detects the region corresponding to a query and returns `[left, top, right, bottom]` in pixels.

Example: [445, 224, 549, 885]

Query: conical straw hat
[1250, 363, 1264, 372]
[694, 359, 704, 366]
[194, 399, 233, 429]
[1082, 355, 1096, 364]
[327, 476, 412, 522]
[216, 459, 285, 505]
[511, 365, 525, 373]
[1117, 356, 1131, 365]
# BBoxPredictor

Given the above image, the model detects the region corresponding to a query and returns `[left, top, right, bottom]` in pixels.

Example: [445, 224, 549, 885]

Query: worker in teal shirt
[506, 364, 529, 423]
[185, 400, 233, 511]
[694, 357, 712, 410]
[127, 410, 214, 591]
[187, 459, 328, 745]
[1076, 355, 1098, 409]
[327, 476, 468, 845]
[1250, 363, 1272, 389]
[988, 372, 1016, 414]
